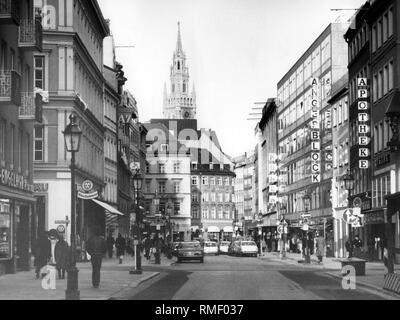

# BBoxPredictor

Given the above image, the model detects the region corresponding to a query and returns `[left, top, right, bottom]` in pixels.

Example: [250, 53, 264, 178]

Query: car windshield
[221, 242, 230, 246]
[178, 243, 201, 249]
[241, 241, 256, 246]
[205, 242, 217, 247]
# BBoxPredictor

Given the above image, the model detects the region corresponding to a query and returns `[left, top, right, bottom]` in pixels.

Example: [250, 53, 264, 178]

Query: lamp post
[302, 191, 311, 264]
[63, 112, 82, 300]
[130, 169, 143, 275]
[343, 169, 355, 258]
[280, 203, 288, 259]
[166, 204, 173, 259]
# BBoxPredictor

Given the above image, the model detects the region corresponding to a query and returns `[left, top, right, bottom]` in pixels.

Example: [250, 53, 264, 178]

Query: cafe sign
[0, 167, 34, 193]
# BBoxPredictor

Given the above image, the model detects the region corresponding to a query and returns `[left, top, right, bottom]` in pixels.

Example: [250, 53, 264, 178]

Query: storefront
[0, 170, 35, 275]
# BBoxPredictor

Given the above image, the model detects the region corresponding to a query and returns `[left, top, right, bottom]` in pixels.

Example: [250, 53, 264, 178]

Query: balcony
[0, 0, 20, 25]
[0, 70, 21, 106]
[19, 92, 43, 122]
[18, 19, 43, 52]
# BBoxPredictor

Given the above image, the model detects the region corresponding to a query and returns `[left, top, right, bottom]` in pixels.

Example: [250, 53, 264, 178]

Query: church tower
[163, 22, 197, 119]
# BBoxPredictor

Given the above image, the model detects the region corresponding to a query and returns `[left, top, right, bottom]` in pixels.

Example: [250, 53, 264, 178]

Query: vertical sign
[311, 78, 321, 183]
[357, 78, 370, 169]
[268, 153, 278, 205]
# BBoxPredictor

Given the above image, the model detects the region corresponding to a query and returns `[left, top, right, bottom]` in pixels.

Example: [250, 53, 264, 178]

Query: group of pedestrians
[106, 233, 133, 264]
[33, 231, 70, 280]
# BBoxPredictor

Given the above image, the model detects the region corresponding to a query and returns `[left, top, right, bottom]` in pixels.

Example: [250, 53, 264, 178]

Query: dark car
[177, 242, 204, 263]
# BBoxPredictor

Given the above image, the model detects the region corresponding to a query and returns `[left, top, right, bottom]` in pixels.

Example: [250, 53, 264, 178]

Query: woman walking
[54, 234, 70, 279]
[115, 234, 126, 264]
[315, 232, 326, 264]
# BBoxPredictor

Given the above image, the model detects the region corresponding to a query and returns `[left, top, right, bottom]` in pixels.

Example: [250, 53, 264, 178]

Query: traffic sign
[57, 225, 65, 234]
[277, 225, 283, 234]
[301, 213, 311, 219]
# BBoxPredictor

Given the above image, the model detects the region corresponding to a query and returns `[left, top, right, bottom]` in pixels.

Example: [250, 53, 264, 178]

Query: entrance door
[16, 205, 30, 271]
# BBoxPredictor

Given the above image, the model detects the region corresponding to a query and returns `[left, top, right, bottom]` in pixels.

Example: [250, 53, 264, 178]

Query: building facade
[0, 0, 43, 275]
[276, 23, 350, 244]
[33, 0, 111, 245]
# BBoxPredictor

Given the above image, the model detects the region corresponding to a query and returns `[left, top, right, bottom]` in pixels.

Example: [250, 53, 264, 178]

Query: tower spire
[176, 21, 183, 53]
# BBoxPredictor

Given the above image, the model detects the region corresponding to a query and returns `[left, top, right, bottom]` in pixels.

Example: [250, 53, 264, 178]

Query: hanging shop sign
[310, 78, 321, 184]
[77, 180, 99, 200]
[357, 78, 371, 169]
[0, 167, 34, 193]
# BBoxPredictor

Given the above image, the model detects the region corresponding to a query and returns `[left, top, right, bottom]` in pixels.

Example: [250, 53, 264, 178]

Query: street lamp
[63, 112, 82, 300]
[153, 192, 161, 264]
[130, 170, 143, 275]
[343, 169, 355, 258]
[166, 204, 173, 259]
[302, 191, 311, 264]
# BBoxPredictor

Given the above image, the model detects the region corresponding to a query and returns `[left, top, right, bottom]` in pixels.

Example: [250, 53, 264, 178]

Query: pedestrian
[106, 233, 115, 259]
[308, 232, 314, 255]
[352, 235, 363, 258]
[54, 234, 70, 279]
[85, 226, 107, 289]
[315, 232, 326, 264]
[261, 238, 267, 255]
[34, 231, 52, 279]
[144, 236, 151, 260]
[115, 233, 126, 264]
[266, 232, 272, 252]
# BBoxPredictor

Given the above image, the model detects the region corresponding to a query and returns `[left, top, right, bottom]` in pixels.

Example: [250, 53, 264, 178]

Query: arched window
[177, 61, 180, 70]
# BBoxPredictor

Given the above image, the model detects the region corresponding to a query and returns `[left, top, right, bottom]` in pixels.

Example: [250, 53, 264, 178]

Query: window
[158, 181, 166, 193]
[34, 56, 45, 89]
[218, 207, 223, 219]
[389, 60, 394, 91]
[224, 177, 230, 186]
[173, 162, 180, 173]
[0, 200, 11, 259]
[146, 180, 151, 193]
[388, 7, 394, 37]
[192, 176, 198, 185]
[174, 201, 180, 216]
[203, 193, 209, 202]
[377, 19, 382, 48]
[211, 193, 216, 202]
[192, 193, 199, 203]
[383, 13, 388, 43]
[18, 129, 23, 169]
[372, 24, 377, 52]
[192, 162, 198, 170]
[217, 177, 222, 186]
[0, 119, 5, 161]
[211, 207, 216, 220]
[202, 176, 208, 185]
[173, 181, 180, 193]
[218, 193, 223, 203]
[210, 177, 216, 185]
[146, 163, 150, 173]
[158, 163, 165, 173]
[202, 207, 209, 219]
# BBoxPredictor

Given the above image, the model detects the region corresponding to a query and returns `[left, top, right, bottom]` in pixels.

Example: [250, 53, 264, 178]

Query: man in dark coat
[54, 234, 70, 279]
[34, 232, 52, 279]
[86, 226, 107, 288]
[144, 236, 151, 260]
[106, 234, 115, 259]
[115, 234, 126, 264]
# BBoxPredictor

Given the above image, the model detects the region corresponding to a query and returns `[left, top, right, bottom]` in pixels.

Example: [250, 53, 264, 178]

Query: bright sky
[98, 0, 365, 158]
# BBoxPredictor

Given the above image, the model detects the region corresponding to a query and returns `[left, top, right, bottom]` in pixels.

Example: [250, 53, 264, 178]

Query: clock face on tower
[184, 111, 190, 119]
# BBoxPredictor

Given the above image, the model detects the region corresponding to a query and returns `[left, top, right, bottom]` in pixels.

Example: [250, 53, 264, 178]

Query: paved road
[117, 255, 386, 300]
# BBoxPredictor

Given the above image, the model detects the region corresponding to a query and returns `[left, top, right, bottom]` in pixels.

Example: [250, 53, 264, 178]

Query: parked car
[176, 242, 204, 263]
[219, 241, 230, 254]
[203, 241, 219, 255]
[238, 241, 258, 257]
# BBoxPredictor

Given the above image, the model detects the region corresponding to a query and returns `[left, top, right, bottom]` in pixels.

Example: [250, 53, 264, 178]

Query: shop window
[0, 200, 12, 259]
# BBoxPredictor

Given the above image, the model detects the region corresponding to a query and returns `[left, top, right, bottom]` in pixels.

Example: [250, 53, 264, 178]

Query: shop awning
[92, 199, 125, 216]
[207, 226, 220, 233]
[223, 226, 234, 233]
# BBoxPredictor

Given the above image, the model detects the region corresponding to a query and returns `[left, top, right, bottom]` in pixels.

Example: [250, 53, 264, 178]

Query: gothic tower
[163, 22, 197, 119]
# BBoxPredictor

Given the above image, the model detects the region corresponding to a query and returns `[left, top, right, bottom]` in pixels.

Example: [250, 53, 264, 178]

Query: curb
[129, 272, 160, 288]
[324, 271, 400, 300]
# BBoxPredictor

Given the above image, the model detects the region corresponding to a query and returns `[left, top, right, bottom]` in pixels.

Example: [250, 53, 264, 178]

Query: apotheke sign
[357, 78, 371, 169]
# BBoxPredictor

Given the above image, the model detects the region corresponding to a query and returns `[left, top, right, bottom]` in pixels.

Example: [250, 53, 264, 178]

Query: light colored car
[219, 241, 230, 254]
[238, 241, 258, 257]
[203, 241, 219, 255]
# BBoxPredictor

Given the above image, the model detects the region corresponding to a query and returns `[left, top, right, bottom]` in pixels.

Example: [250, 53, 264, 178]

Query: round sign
[57, 225, 66, 234]
[277, 225, 283, 234]
[82, 180, 94, 192]
[353, 197, 362, 208]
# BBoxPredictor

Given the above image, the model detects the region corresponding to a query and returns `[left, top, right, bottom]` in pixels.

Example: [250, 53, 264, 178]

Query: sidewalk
[260, 251, 400, 298]
[0, 254, 174, 300]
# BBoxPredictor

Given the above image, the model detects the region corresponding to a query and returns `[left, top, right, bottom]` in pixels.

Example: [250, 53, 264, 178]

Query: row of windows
[372, 174, 391, 208]
[286, 158, 308, 185]
[373, 120, 392, 154]
[372, 60, 394, 102]
[332, 96, 349, 128]
[192, 192, 234, 203]
[192, 176, 232, 186]
[146, 161, 182, 174]
[200, 207, 235, 220]
[277, 35, 331, 108]
[145, 180, 182, 194]
[371, 6, 394, 53]
[279, 126, 311, 157]
[0, 118, 31, 175]
[349, 24, 368, 61]
[333, 142, 349, 169]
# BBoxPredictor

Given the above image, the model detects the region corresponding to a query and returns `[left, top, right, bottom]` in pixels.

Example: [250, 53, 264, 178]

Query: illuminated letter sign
[310, 78, 321, 183]
[357, 78, 370, 169]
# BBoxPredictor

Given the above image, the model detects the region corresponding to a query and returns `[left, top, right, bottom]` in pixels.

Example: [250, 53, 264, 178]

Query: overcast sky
[98, 0, 365, 158]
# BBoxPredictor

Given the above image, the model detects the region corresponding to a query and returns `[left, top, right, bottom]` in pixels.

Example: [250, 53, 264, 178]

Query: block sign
[310, 78, 321, 184]
[357, 78, 370, 170]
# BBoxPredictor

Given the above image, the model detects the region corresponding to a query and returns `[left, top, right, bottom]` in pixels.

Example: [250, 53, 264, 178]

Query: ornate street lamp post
[130, 169, 143, 274]
[343, 169, 355, 258]
[302, 191, 311, 264]
[63, 113, 82, 300]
